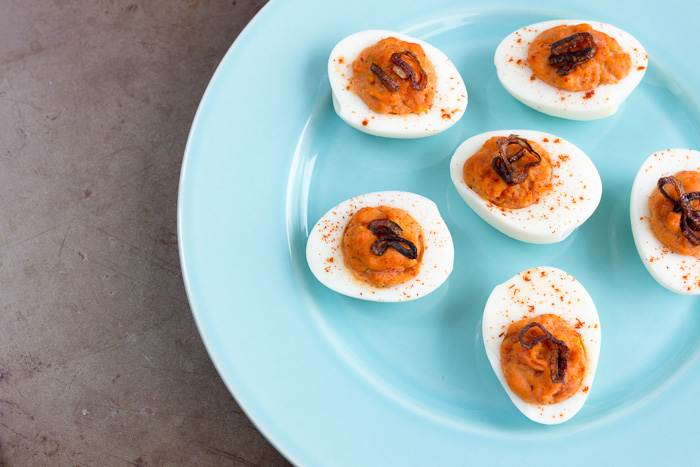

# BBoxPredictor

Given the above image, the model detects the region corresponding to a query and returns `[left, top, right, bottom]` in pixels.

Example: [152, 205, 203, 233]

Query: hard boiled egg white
[482, 266, 601, 424]
[494, 19, 647, 120]
[449, 129, 602, 244]
[328, 30, 468, 138]
[306, 191, 454, 302]
[630, 149, 700, 295]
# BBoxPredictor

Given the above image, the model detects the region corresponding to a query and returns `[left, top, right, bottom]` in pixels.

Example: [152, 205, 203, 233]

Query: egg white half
[449, 129, 602, 244]
[630, 149, 700, 295]
[328, 30, 468, 138]
[306, 191, 454, 302]
[494, 19, 648, 120]
[482, 266, 601, 424]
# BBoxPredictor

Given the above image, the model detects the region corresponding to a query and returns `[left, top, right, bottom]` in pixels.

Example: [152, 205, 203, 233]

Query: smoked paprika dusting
[350, 36, 436, 114]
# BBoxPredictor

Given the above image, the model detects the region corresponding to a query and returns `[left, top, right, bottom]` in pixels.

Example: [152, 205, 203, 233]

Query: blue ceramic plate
[178, 1, 700, 465]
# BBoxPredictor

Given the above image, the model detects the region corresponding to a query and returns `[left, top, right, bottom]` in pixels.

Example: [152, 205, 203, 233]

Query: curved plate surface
[178, 1, 700, 465]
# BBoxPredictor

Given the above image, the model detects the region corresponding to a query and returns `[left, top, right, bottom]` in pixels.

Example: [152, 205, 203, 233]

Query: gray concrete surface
[0, 0, 291, 465]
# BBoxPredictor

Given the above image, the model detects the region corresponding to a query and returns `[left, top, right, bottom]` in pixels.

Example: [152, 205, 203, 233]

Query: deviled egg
[306, 191, 453, 302]
[328, 30, 467, 138]
[482, 266, 601, 424]
[449, 129, 602, 244]
[495, 20, 647, 120]
[630, 148, 700, 294]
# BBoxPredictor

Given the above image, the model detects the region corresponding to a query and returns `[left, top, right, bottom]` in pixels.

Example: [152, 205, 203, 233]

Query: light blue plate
[178, 0, 700, 465]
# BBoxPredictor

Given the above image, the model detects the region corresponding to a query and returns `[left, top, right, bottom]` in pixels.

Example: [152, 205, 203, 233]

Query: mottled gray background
[0, 0, 291, 465]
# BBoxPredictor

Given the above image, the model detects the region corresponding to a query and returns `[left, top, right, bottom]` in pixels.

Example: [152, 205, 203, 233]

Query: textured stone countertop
[0, 1, 290, 465]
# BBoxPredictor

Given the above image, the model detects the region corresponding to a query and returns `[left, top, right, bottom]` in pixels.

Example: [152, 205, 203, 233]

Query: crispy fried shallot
[492, 135, 543, 185]
[519, 321, 570, 384]
[367, 219, 418, 259]
[370, 50, 428, 92]
[549, 32, 597, 76]
[657, 176, 700, 245]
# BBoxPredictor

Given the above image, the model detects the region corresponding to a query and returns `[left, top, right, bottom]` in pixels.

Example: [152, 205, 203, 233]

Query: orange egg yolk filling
[342, 206, 424, 287]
